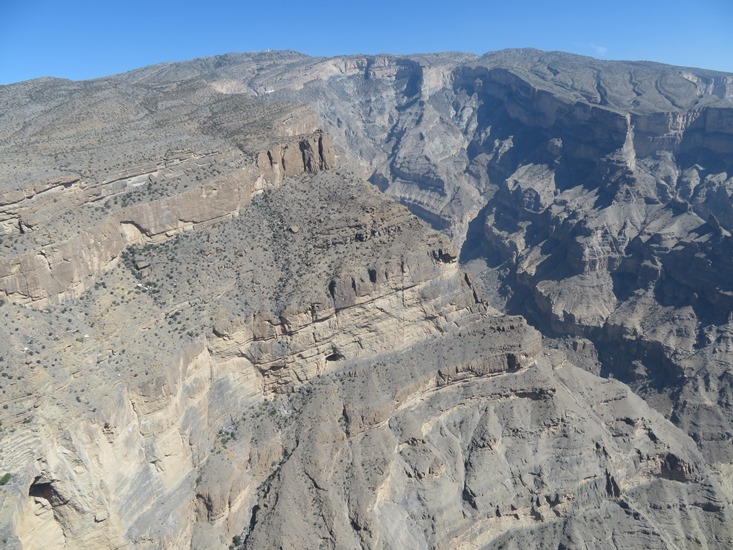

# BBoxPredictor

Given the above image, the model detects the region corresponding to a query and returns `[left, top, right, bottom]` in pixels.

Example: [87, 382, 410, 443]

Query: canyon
[0, 49, 732, 548]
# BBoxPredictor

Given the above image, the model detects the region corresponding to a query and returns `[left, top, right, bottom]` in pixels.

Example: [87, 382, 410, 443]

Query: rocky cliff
[0, 129, 333, 307]
[0, 165, 550, 548]
[0, 73, 334, 308]
[0, 50, 732, 549]
[147, 49, 733, 470]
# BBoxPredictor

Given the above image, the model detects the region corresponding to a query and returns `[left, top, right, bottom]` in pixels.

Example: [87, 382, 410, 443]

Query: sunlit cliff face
[0, 50, 732, 549]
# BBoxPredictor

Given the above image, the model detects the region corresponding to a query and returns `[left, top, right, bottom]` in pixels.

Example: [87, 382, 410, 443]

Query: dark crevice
[326, 349, 345, 362]
[605, 470, 621, 498]
[29, 478, 68, 507]
[241, 504, 260, 547]
[461, 486, 478, 510]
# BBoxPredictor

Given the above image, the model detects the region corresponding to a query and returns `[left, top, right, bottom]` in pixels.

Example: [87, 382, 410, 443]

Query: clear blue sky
[1, 0, 732, 84]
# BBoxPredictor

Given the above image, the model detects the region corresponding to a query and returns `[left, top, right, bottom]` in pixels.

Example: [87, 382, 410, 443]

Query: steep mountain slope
[0, 50, 732, 549]
[124, 49, 733, 468]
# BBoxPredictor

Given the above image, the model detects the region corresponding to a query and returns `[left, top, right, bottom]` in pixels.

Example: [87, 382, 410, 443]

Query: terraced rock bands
[0, 49, 731, 548]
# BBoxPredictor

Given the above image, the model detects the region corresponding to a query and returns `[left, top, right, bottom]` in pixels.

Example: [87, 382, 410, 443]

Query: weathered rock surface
[0, 49, 732, 549]
[244, 350, 732, 549]
[0, 74, 334, 307]
[0, 162, 551, 548]
[134, 49, 733, 469]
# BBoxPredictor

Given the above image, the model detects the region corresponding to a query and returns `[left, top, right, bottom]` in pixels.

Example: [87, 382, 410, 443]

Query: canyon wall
[1, 50, 732, 548]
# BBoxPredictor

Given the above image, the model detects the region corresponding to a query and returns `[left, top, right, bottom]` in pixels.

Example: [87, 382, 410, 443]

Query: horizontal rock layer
[1, 49, 732, 549]
[0, 131, 334, 307]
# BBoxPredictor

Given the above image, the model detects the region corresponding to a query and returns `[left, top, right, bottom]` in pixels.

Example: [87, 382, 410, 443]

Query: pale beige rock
[0, 132, 334, 308]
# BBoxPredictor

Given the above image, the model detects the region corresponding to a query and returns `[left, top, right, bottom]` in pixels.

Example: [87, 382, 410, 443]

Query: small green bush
[0, 473, 11, 485]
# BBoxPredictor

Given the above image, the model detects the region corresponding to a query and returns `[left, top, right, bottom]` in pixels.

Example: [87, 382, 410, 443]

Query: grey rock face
[0, 49, 732, 549]
[243, 351, 732, 549]
[135, 49, 733, 467]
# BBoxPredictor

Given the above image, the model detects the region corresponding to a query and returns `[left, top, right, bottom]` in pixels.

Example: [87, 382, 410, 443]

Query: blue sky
[1, 0, 731, 84]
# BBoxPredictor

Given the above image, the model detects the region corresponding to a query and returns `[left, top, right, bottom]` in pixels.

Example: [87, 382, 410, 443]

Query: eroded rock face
[137, 49, 733, 468]
[0, 50, 732, 549]
[0, 167, 542, 548]
[0, 109, 334, 307]
[243, 351, 732, 549]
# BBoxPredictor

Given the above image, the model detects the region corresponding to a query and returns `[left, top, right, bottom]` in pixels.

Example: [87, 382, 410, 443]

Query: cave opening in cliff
[29, 478, 67, 507]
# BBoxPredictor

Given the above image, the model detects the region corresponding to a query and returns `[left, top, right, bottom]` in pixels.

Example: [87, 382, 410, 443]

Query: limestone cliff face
[192, 50, 731, 469]
[208, 254, 481, 394]
[142, 50, 733, 529]
[0, 131, 334, 307]
[180, 49, 730, 243]
[0, 168, 545, 549]
[242, 351, 733, 549]
[2, 50, 733, 549]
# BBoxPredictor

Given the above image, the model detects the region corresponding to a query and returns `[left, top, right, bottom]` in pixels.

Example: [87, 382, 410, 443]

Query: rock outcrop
[1, 49, 732, 549]
[243, 350, 732, 549]
[0, 160, 541, 548]
[0, 73, 334, 307]
[146, 49, 733, 470]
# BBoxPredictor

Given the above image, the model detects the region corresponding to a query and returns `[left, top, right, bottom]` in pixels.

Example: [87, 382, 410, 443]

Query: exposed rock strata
[1, 50, 732, 549]
[0, 98, 334, 306]
[0, 170, 539, 548]
[147, 49, 733, 469]
[243, 350, 732, 549]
